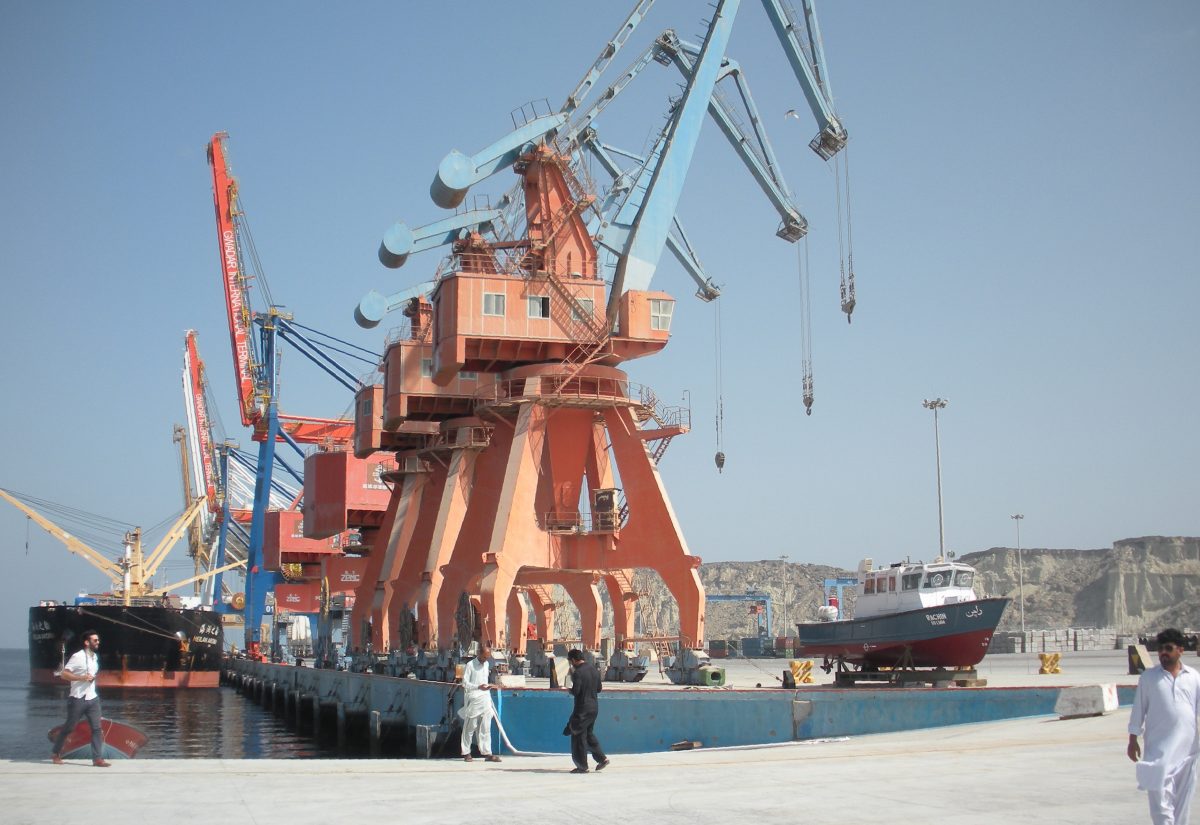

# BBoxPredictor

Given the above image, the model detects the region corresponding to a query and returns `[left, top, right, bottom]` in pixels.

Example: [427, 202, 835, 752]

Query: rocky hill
[550, 536, 1200, 642]
[963, 536, 1200, 633]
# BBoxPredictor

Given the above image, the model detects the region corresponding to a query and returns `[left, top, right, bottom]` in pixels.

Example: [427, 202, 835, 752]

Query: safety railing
[473, 373, 656, 413]
[542, 505, 628, 535]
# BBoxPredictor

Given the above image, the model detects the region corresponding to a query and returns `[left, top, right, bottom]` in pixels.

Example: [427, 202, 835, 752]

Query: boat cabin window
[953, 570, 974, 588]
[902, 573, 920, 591]
[864, 578, 875, 595]
[889, 576, 897, 592]
[923, 570, 951, 588]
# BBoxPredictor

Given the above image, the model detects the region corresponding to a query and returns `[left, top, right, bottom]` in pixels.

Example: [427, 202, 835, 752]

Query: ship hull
[796, 597, 1010, 669]
[29, 604, 223, 689]
[47, 717, 150, 759]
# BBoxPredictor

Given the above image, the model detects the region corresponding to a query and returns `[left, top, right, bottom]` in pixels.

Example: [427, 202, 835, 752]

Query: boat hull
[796, 597, 1010, 669]
[47, 717, 150, 759]
[29, 604, 223, 689]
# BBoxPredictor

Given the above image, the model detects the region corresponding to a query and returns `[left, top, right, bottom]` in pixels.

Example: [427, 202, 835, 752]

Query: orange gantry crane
[339, 0, 850, 686]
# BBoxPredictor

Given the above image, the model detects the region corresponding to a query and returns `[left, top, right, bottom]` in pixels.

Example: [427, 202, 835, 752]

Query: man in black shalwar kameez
[565, 649, 609, 773]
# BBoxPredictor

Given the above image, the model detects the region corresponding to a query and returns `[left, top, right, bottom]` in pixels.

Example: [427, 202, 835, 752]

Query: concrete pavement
[2, 710, 1146, 825]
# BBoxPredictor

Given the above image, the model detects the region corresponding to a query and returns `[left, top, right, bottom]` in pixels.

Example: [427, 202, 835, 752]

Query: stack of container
[740, 636, 763, 657]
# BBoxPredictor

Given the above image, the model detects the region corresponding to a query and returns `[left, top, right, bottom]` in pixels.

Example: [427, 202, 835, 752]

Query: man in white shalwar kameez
[1129, 628, 1200, 825]
[459, 642, 501, 762]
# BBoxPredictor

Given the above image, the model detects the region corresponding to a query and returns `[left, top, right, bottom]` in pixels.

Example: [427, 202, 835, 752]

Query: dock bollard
[335, 702, 347, 751]
[1039, 652, 1062, 674]
[369, 710, 382, 757]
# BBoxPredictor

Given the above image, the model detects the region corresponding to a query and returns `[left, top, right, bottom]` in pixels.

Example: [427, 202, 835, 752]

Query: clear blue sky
[1, 2, 1196, 649]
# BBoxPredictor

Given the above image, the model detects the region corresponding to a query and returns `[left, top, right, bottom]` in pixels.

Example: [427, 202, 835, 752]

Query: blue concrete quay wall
[225, 660, 1136, 756]
[497, 688, 796, 754]
[498, 684, 1136, 755]
[226, 659, 458, 732]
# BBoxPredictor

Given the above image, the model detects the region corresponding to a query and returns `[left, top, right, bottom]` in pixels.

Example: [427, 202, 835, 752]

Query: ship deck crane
[0, 488, 242, 604]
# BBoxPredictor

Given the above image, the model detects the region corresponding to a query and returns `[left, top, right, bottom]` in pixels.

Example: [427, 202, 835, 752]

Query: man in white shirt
[1128, 627, 1199, 824]
[459, 641, 501, 763]
[51, 630, 110, 767]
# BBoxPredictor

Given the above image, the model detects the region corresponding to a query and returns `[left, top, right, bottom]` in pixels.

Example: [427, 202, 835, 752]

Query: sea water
[0, 648, 337, 760]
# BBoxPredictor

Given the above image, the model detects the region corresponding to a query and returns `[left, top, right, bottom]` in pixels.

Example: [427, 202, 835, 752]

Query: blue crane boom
[560, 0, 658, 113]
[360, 0, 847, 330]
[760, 0, 846, 158]
[606, 0, 742, 320]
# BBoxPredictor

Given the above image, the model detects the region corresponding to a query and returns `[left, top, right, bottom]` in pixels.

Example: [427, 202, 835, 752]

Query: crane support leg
[526, 585, 556, 644]
[477, 559, 519, 651]
[505, 589, 529, 656]
[348, 481, 406, 653]
[597, 404, 705, 647]
[603, 571, 639, 648]
[376, 475, 427, 651]
[419, 444, 480, 648]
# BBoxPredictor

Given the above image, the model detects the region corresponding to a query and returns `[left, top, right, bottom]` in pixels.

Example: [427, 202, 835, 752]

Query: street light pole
[1011, 513, 1025, 637]
[922, 398, 949, 558]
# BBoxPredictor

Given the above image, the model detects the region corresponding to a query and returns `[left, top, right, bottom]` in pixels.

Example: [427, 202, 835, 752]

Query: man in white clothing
[51, 630, 110, 767]
[1129, 627, 1200, 825]
[459, 641, 501, 763]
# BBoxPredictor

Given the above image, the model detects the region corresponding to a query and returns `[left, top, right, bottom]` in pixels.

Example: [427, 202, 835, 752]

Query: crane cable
[798, 238, 814, 416]
[834, 147, 856, 323]
[713, 301, 726, 473]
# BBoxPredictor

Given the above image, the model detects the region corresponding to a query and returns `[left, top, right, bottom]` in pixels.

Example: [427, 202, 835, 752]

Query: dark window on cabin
[864, 578, 875, 595]
[903, 574, 920, 591]
[954, 570, 974, 588]
[889, 577, 896, 592]
[924, 571, 949, 588]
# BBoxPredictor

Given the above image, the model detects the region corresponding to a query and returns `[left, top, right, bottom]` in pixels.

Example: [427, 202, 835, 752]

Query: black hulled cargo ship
[2, 487, 230, 690]
[30, 599, 223, 688]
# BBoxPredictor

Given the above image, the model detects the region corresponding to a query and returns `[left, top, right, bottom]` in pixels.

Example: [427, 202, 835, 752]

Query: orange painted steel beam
[348, 483, 404, 652]
[403, 364, 705, 653]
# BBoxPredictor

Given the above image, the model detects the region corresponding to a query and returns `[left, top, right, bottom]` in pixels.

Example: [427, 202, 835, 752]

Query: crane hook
[714, 451, 725, 473]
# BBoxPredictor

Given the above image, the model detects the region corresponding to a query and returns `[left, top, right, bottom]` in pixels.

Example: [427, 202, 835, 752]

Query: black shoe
[596, 759, 610, 771]
[570, 767, 589, 774]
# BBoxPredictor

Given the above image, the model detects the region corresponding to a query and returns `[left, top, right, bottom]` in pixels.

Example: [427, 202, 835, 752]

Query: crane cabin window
[571, 297, 595, 322]
[459, 371, 478, 381]
[420, 358, 433, 378]
[650, 299, 674, 331]
[528, 295, 550, 319]
[483, 293, 506, 316]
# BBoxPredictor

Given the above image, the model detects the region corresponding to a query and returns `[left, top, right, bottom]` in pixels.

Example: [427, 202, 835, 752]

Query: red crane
[206, 132, 354, 446]
[183, 329, 220, 513]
